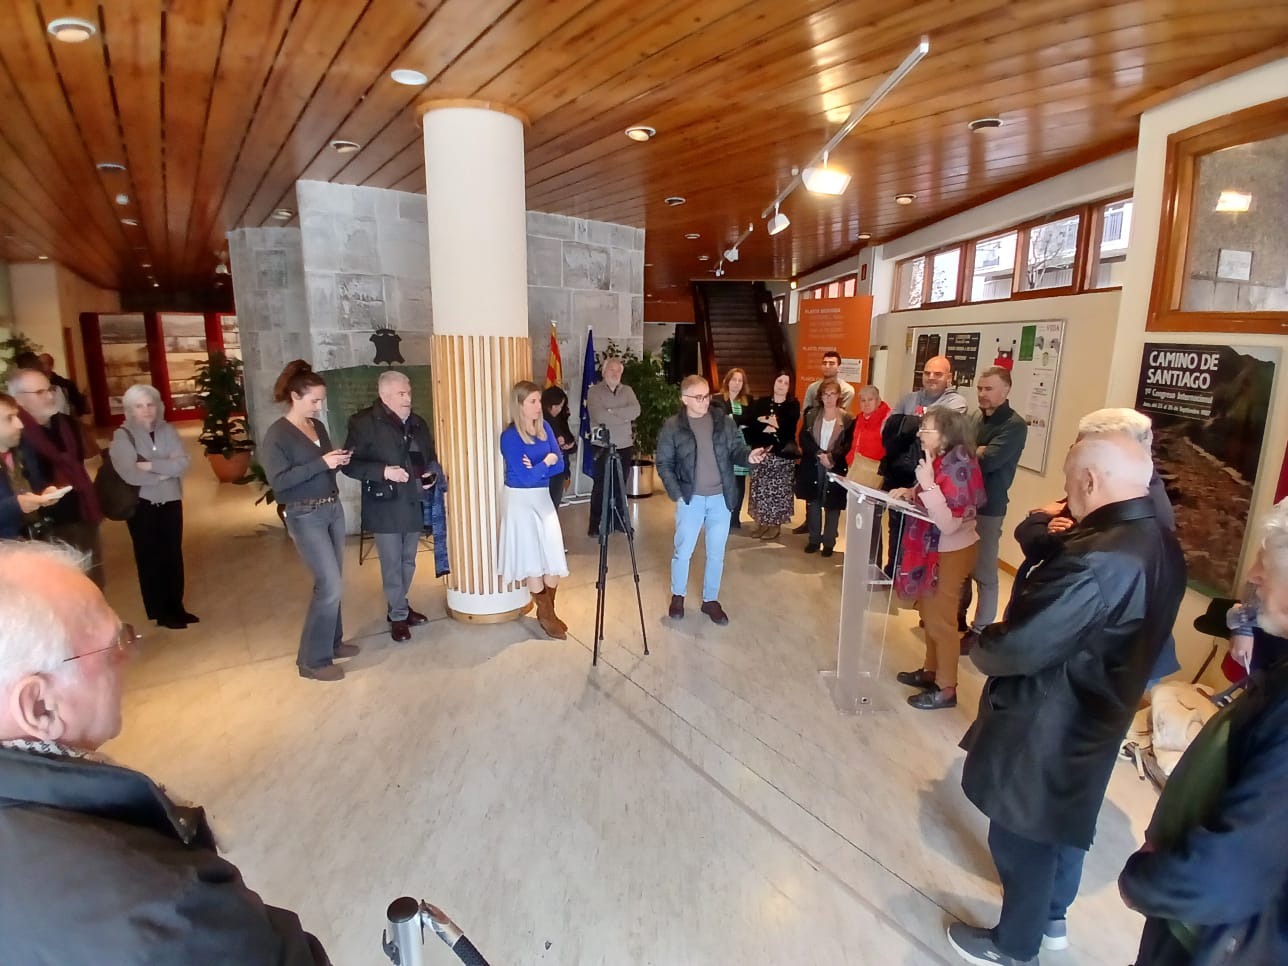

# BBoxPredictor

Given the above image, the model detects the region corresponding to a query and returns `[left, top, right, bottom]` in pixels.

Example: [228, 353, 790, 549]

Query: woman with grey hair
[108, 383, 195, 629]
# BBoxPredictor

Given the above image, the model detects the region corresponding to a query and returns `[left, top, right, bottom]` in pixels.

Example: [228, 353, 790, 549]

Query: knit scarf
[895, 445, 985, 599]
[17, 409, 101, 524]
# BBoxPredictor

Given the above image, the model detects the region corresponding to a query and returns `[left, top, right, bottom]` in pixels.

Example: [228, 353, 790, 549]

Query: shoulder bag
[95, 428, 141, 521]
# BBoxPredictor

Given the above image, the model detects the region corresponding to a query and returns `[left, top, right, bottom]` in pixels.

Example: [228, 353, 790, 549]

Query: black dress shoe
[896, 668, 936, 689]
[388, 608, 429, 626]
[390, 620, 411, 643]
[792, 522, 810, 534]
[907, 687, 957, 710]
[804, 543, 820, 554]
[821, 547, 834, 557]
[157, 617, 188, 630]
[180, 611, 200, 624]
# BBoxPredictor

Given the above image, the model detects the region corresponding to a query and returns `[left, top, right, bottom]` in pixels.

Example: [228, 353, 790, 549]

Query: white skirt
[497, 485, 569, 584]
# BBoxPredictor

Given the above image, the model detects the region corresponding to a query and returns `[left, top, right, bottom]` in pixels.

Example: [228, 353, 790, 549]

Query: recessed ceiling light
[390, 68, 429, 86]
[121, 218, 139, 226]
[664, 196, 686, 207]
[857, 232, 872, 241]
[141, 262, 151, 268]
[684, 233, 700, 240]
[697, 254, 710, 261]
[271, 208, 295, 220]
[47, 17, 97, 43]
[330, 140, 361, 154]
[968, 117, 1004, 132]
[625, 125, 656, 142]
[644, 262, 653, 267]
[115, 193, 129, 205]
[895, 193, 916, 205]
[96, 161, 126, 173]
[37, 254, 50, 261]
[152, 282, 160, 288]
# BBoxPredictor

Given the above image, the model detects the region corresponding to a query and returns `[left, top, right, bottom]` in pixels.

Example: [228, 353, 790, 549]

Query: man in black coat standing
[0, 541, 330, 964]
[343, 370, 440, 642]
[947, 432, 1186, 966]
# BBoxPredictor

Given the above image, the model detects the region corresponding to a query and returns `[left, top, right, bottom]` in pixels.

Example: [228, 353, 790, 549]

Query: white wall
[9, 261, 118, 390]
[1104, 56, 1288, 685]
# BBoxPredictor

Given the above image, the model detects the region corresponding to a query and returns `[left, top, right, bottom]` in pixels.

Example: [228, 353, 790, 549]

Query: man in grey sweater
[585, 356, 640, 536]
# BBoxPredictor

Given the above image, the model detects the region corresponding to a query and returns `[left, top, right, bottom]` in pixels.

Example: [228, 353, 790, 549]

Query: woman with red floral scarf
[889, 406, 986, 710]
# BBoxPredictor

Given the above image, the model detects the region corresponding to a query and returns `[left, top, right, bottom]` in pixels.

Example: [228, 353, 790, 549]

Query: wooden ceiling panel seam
[0, 168, 121, 284]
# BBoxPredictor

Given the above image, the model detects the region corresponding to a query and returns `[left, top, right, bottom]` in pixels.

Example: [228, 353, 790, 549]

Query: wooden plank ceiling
[1, 0, 1286, 305]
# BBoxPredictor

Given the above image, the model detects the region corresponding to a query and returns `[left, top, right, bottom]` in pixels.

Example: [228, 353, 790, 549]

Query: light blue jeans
[671, 493, 731, 602]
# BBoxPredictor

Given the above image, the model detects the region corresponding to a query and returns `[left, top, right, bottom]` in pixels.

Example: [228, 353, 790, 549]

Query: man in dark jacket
[947, 432, 1186, 966]
[655, 375, 765, 625]
[0, 540, 329, 964]
[343, 370, 440, 642]
[1119, 499, 1288, 966]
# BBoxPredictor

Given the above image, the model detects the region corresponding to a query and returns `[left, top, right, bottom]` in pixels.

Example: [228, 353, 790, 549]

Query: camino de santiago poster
[1135, 342, 1280, 596]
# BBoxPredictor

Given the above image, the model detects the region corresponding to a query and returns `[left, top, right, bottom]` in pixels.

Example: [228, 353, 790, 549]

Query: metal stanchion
[382, 898, 491, 966]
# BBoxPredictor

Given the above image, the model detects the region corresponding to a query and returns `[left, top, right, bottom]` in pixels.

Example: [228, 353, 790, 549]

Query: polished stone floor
[100, 432, 1161, 965]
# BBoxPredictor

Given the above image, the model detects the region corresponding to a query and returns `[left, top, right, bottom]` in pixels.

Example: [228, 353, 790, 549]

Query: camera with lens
[589, 423, 611, 447]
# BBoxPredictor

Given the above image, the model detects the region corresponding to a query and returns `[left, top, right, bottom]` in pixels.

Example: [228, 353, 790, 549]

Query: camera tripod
[592, 437, 649, 667]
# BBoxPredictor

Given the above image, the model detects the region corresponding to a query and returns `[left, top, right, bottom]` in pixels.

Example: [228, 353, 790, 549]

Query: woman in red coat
[846, 386, 891, 564]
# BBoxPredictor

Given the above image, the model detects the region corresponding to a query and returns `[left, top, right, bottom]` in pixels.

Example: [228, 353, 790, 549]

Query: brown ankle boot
[531, 587, 567, 639]
[547, 585, 569, 636]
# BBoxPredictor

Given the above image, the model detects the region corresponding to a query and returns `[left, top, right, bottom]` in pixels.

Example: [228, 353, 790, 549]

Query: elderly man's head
[378, 370, 413, 421]
[1077, 407, 1153, 450]
[1247, 499, 1288, 636]
[1063, 433, 1153, 522]
[6, 368, 58, 425]
[0, 542, 128, 750]
[602, 357, 624, 387]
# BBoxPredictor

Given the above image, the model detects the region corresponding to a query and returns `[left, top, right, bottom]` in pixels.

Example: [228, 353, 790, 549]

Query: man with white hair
[7, 366, 104, 585]
[948, 433, 1186, 966]
[343, 370, 441, 642]
[0, 540, 330, 962]
[1120, 498, 1288, 965]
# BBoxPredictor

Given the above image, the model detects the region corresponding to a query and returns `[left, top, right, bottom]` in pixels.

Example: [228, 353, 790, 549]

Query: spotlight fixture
[115, 193, 129, 205]
[390, 68, 428, 86]
[121, 218, 139, 227]
[664, 196, 686, 207]
[684, 233, 700, 240]
[723, 246, 740, 262]
[1215, 190, 1252, 213]
[789, 279, 798, 290]
[895, 193, 916, 205]
[271, 208, 295, 220]
[625, 125, 656, 142]
[766, 204, 790, 236]
[697, 254, 710, 261]
[802, 153, 851, 195]
[714, 266, 725, 277]
[330, 140, 361, 154]
[968, 117, 1004, 132]
[47, 17, 97, 43]
[96, 161, 126, 173]
[215, 263, 230, 276]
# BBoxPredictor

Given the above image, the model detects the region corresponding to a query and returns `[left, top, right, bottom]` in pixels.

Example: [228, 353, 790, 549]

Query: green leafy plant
[194, 352, 253, 457]
[234, 461, 275, 504]
[599, 340, 679, 458]
[0, 331, 41, 372]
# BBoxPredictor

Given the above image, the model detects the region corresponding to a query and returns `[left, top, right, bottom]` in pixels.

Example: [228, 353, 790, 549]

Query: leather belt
[286, 494, 338, 509]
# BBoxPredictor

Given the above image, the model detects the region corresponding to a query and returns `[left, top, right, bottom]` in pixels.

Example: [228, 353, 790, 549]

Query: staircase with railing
[691, 281, 791, 397]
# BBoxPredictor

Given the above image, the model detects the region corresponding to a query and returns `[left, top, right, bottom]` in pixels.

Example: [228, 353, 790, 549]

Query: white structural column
[420, 100, 533, 620]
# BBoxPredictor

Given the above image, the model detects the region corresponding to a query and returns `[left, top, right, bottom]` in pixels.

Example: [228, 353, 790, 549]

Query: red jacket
[847, 401, 890, 464]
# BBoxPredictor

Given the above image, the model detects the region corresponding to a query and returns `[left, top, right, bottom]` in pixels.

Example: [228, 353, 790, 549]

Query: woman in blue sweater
[498, 380, 568, 638]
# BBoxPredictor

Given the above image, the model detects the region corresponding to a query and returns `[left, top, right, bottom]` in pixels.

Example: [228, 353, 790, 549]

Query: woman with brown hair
[498, 380, 569, 639]
[745, 370, 800, 540]
[261, 360, 356, 682]
[795, 377, 855, 557]
[715, 367, 754, 529]
[889, 406, 986, 710]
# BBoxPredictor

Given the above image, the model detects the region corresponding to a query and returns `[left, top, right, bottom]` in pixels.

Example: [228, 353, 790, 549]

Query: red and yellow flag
[545, 322, 563, 388]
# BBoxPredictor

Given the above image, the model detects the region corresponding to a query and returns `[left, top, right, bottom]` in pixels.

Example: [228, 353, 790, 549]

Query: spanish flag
[545, 322, 563, 388]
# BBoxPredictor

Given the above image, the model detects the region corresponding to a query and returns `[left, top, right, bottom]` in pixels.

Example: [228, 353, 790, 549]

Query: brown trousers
[917, 542, 978, 689]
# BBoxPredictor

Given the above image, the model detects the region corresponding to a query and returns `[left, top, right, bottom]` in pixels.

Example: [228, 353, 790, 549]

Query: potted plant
[194, 351, 254, 482]
[599, 341, 680, 497]
[234, 461, 287, 525]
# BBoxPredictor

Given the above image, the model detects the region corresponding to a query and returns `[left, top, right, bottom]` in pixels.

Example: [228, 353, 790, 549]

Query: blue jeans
[988, 820, 1088, 959]
[671, 493, 731, 602]
[284, 500, 345, 669]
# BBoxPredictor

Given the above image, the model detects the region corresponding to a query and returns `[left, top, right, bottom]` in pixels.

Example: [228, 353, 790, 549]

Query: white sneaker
[1042, 918, 1069, 951]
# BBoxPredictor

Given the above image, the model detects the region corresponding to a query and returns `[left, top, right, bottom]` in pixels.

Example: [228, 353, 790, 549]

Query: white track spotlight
[766, 204, 790, 235]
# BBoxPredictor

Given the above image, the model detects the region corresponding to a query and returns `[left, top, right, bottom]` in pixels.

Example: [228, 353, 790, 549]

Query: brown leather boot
[547, 585, 569, 636]
[531, 587, 567, 640]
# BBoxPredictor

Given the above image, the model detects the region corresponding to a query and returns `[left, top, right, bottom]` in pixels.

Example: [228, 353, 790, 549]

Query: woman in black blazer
[795, 378, 854, 556]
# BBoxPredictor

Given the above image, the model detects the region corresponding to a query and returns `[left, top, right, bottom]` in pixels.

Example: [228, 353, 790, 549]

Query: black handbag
[95, 428, 140, 521]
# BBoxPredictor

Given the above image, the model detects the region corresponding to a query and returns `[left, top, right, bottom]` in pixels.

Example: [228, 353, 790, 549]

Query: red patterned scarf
[895, 445, 985, 599]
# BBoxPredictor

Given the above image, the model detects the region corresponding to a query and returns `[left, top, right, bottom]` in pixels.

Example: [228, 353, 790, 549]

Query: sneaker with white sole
[946, 922, 1039, 965]
[1041, 918, 1068, 951]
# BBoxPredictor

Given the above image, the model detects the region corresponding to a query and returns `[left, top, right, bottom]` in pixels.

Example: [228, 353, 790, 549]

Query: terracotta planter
[207, 450, 252, 483]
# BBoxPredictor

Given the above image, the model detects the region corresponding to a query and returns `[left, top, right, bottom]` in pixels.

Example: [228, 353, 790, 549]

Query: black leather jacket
[342, 401, 438, 533]
[655, 408, 751, 511]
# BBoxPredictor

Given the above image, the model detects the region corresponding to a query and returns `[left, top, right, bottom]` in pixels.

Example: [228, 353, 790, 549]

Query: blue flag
[579, 328, 598, 478]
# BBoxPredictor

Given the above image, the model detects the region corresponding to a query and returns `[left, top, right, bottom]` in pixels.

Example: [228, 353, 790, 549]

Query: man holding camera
[343, 371, 441, 642]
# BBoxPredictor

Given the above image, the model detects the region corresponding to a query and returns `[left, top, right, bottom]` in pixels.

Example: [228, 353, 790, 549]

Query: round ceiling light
[271, 208, 295, 220]
[330, 140, 361, 154]
[664, 196, 686, 207]
[625, 125, 656, 142]
[120, 218, 139, 227]
[96, 161, 126, 173]
[968, 117, 1004, 131]
[684, 232, 700, 240]
[115, 193, 129, 205]
[697, 254, 710, 261]
[894, 193, 916, 205]
[857, 232, 872, 240]
[37, 254, 50, 261]
[391, 68, 428, 86]
[47, 17, 97, 43]
[140, 262, 152, 268]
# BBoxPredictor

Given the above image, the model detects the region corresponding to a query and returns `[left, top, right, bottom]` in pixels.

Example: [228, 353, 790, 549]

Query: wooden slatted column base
[431, 332, 534, 621]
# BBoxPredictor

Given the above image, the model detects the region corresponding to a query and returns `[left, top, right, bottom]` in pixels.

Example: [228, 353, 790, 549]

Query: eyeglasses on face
[63, 623, 141, 663]
[916, 426, 941, 436]
[684, 393, 711, 402]
[17, 387, 56, 397]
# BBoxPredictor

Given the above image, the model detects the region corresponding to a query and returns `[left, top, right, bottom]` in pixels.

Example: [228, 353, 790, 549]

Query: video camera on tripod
[588, 423, 649, 666]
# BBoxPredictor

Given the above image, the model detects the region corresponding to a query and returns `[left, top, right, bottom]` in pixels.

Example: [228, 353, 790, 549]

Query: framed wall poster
[1216, 248, 1253, 282]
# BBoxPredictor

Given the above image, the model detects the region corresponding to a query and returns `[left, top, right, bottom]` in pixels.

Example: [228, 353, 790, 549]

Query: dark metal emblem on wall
[370, 327, 404, 365]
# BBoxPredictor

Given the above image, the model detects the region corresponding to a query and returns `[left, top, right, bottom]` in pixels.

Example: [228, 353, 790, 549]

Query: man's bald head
[1063, 434, 1153, 522]
[921, 355, 952, 397]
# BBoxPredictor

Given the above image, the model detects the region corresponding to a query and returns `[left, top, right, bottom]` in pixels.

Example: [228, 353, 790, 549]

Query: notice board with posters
[796, 295, 874, 408]
[1135, 342, 1280, 597]
[907, 319, 1065, 474]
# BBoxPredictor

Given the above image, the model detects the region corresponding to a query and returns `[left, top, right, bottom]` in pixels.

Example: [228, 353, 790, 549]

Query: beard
[1256, 608, 1288, 638]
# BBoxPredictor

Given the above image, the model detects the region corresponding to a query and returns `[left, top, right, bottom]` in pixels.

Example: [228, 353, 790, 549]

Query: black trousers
[730, 474, 746, 527]
[126, 499, 186, 621]
[988, 820, 1088, 960]
[589, 445, 631, 533]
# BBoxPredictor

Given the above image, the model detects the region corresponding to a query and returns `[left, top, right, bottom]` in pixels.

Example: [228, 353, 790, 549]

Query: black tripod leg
[592, 448, 615, 667]
[612, 452, 650, 656]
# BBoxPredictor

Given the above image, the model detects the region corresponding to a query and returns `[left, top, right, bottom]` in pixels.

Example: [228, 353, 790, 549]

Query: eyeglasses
[63, 623, 141, 664]
[16, 387, 56, 397]
[916, 427, 941, 436]
[684, 393, 711, 403]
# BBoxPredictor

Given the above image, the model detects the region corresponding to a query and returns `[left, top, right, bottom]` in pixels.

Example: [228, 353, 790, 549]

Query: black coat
[655, 408, 751, 511]
[794, 408, 854, 510]
[879, 411, 923, 489]
[0, 747, 329, 965]
[961, 496, 1186, 848]
[342, 402, 437, 533]
[743, 395, 801, 455]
